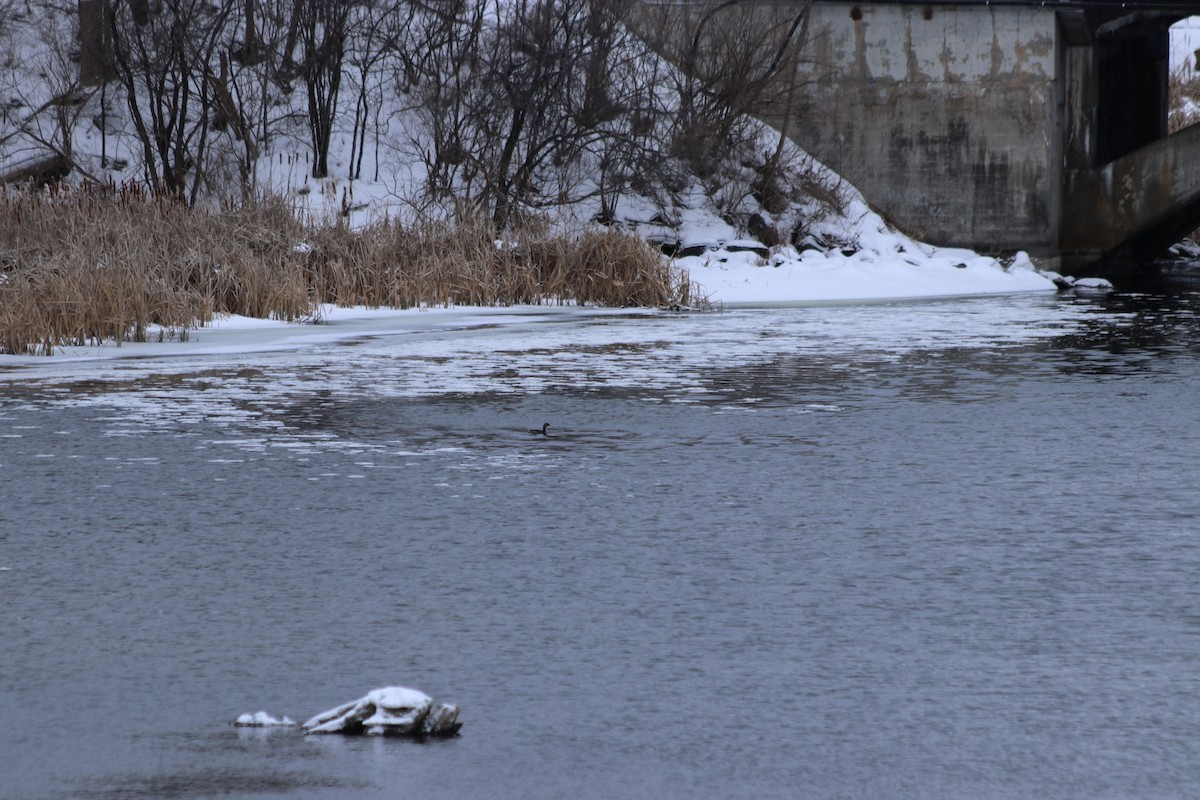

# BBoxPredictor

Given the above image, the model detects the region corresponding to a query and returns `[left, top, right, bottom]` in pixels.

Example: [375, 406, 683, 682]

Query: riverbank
[0, 259, 1058, 374]
[0, 191, 694, 357]
[0, 185, 1058, 363]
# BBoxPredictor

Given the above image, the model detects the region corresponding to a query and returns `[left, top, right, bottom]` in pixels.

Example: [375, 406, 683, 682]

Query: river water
[3, 290, 1200, 800]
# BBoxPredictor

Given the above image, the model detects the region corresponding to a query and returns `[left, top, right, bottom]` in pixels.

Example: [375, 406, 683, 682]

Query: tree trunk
[492, 107, 526, 229]
[77, 0, 112, 85]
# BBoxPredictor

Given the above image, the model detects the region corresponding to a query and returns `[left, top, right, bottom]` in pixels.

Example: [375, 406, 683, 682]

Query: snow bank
[0, 305, 642, 368]
[674, 197, 1057, 304]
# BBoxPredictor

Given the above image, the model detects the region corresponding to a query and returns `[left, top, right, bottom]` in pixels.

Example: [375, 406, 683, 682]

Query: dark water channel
[3, 291, 1200, 799]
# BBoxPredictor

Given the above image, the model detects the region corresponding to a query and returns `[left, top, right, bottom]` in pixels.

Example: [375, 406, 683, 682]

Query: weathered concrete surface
[774, 3, 1062, 256]
[1064, 121, 1200, 262]
[637, 1, 1200, 270]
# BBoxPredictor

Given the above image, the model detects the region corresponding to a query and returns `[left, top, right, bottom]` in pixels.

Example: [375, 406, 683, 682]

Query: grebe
[529, 422, 550, 435]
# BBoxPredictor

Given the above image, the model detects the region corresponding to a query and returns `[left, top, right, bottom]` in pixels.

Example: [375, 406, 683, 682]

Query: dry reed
[0, 188, 698, 355]
[1170, 64, 1200, 134]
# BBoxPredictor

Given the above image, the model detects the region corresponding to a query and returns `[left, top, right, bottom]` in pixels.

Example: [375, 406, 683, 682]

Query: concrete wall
[1060, 100, 1200, 265]
[774, 3, 1063, 255]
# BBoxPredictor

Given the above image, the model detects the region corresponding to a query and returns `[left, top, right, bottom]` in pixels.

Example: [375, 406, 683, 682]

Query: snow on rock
[657, 177, 1060, 304]
[233, 711, 295, 727]
[302, 687, 462, 737]
[1072, 277, 1115, 292]
[1038, 272, 1115, 292]
[675, 225, 1057, 305]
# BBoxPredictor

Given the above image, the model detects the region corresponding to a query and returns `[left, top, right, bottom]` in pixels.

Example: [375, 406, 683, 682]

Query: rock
[1040, 270, 1075, 290]
[672, 239, 770, 260]
[1072, 276, 1114, 292]
[795, 232, 835, 253]
[422, 702, 462, 735]
[746, 214, 780, 248]
[723, 239, 770, 258]
[673, 242, 712, 259]
[1168, 239, 1200, 259]
[642, 234, 681, 257]
[302, 686, 462, 737]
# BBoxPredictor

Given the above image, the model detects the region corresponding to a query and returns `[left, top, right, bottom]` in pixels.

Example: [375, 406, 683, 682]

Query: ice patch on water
[234, 712, 295, 727]
[0, 298, 1133, 462]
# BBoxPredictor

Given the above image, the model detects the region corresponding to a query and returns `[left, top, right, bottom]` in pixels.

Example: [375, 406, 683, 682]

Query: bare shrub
[1169, 64, 1200, 134]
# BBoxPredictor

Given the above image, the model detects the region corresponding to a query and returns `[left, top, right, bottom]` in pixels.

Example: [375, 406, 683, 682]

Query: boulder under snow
[301, 686, 462, 737]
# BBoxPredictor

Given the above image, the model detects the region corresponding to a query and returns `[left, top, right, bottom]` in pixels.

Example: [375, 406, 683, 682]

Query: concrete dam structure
[670, 0, 1200, 270]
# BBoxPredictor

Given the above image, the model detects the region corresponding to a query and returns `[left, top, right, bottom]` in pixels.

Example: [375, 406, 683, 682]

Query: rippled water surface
[4, 292, 1200, 799]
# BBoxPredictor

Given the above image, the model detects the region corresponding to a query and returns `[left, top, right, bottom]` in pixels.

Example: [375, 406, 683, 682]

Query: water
[3, 291, 1200, 799]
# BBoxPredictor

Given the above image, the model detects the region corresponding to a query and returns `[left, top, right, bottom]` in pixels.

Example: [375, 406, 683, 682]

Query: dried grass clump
[0, 188, 696, 355]
[1169, 64, 1200, 134]
[521, 228, 697, 307]
[304, 215, 693, 309]
[0, 188, 311, 354]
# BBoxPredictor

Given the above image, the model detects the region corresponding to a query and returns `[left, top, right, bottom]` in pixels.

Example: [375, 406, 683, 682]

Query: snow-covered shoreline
[675, 234, 1056, 306]
[0, 304, 588, 367]
[0, 0, 1118, 376]
[0, 189, 1064, 372]
[0, 254, 1059, 374]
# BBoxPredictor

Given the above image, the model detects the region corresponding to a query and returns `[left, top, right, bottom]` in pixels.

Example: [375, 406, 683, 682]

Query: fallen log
[0, 154, 71, 187]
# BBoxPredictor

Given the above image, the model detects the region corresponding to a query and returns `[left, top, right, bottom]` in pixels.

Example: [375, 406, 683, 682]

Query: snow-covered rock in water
[302, 686, 462, 737]
[423, 702, 462, 734]
[1040, 270, 1075, 290]
[1036, 270, 1114, 292]
[234, 711, 295, 727]
[1072, 276, 1114, 292]
[1168, 238, 1200, 259]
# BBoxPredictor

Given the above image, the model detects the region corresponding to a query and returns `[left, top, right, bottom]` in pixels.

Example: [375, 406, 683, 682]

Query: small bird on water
[529, 422, 551, 435]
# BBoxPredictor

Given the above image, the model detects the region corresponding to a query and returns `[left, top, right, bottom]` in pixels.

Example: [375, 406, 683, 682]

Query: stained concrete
[774, 3, 1063, 257]
[638, 1, 1200, 271]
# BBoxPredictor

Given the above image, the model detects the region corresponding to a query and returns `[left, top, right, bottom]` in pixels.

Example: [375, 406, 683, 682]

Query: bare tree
[629, 0, 813, 212]
[107, 0, 235, 202]
[78, 0, 114, 86]
[296, 0, 348, 179]
[415, 0, 658, 229]
[406, 0, 486, 205]
[236, 0, 264, 65]
[346, 0, 417, 182]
